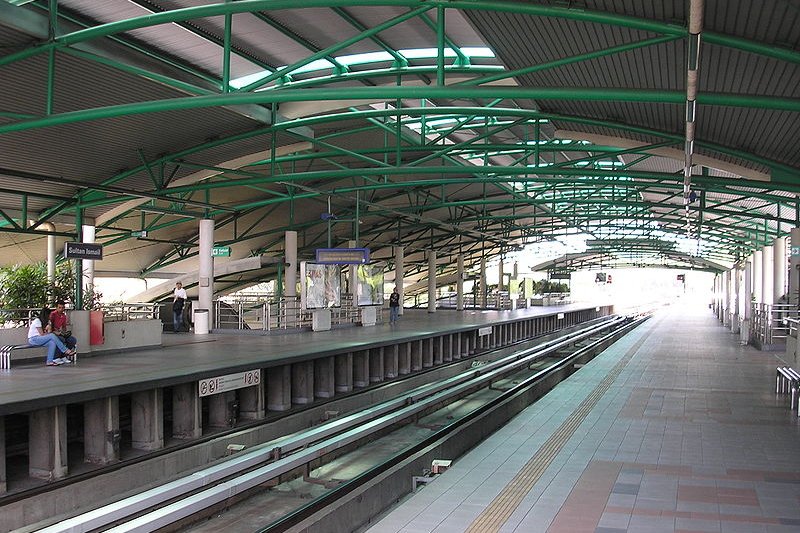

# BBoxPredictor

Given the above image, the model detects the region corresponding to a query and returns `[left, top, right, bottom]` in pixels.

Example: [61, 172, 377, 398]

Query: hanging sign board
[791, 246, 800, 257]
[212, 246, 231, 257]
[315, 248, 370, 264]
[64, 242, 103, 260]
[198, 369, 261, 397]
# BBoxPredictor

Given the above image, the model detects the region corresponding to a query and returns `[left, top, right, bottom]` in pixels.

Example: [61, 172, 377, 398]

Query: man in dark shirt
[389, 287, 400, 324]
[49, 300, 77, 355]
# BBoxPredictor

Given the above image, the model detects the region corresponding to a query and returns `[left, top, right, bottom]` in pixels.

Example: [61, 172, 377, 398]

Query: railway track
[33, 313, 646, 533]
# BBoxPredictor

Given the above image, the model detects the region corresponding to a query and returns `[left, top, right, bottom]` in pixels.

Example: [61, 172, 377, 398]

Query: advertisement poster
[356, 263, 385, 306]
[301, 262, 341, 309]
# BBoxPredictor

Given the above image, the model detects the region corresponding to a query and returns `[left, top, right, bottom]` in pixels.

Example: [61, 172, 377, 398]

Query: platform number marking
[199, 369, 261, 397]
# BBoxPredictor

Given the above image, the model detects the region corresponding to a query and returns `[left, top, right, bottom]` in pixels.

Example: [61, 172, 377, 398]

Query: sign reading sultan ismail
[64, 242, 103, 261]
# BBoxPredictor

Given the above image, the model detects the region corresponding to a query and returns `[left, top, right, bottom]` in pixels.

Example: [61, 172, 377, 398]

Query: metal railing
[101, 302, 160, 322]
[212, 294, 382, 331]
[751, 303, 798, 345]
[0, 308, 42, 328]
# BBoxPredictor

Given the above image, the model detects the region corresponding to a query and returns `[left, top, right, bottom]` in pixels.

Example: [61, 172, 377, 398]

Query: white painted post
[198, 219, 214, 328]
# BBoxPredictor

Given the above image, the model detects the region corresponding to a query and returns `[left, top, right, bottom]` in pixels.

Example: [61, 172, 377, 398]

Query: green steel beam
[3, 0, 791, 68]
[459, 35, 680, 87]
[2, 87, 799, 137]
[239, 5, 432, 92]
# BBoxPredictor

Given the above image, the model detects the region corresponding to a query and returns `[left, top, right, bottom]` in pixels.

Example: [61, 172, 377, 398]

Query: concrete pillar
[433, 336, 443, 365]
[724, 269, 732, 326]
[369, 347, 384, 383]
[395, 246, 404, 316]
[411, 340, 423, 371]
[353, 350, 369, 387]
[422, 338, 434, 368]
[131, 389, 163, 451]
[774, 236, 787, 303]
[314, 357, 335, 398]
[334, 353, 353, 392]
[291, 361, 314, 404]
[456, 254, 465, 311]
[399, 343, 411, 375]
[84, 396, 120, 465]
[384, 344, 399, 378]
[239, 375, 265, 420]
[497, 259, 504, 309]
[791, 228, 800, 306]
[0, 416, 5, 494]
[82, 224, 96, 295]
[267, 365, 291, 411]
[348, 240, 358, 306]
[172, 383, 202, 439]
[198, 219, 215, 327]
[29, 406, 68, 480]
[285, 231, 298, 297]
[742, 261, 753, 320]
[480, 256, 487, 307]
[43, 223, 56, 284]
[208, 391, 237, 429]
[742, 259, 753, 343]
[285, 231, 298, 327]
[442, 335, 453, 363]
[428, 250, 437, 313]
[753, 250, 763, 304]
[731, 265, 741, 333]
[762, 245, 774, 306]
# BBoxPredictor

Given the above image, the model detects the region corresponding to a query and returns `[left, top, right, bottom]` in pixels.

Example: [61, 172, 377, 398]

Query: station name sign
[64, 242, 103, 260]
[315, 248, 370, 264]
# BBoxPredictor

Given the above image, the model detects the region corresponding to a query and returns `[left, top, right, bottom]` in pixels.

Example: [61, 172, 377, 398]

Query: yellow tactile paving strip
[465, 334, 645, 533]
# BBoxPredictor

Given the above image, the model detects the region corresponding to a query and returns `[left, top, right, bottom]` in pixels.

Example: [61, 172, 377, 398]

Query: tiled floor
[368, 302, 800, 533]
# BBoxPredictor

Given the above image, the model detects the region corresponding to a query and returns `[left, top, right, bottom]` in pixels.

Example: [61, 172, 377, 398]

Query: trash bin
[194, 309, 209, 335]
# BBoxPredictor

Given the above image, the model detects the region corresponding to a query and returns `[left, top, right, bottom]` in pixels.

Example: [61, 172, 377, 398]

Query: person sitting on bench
[49, 299, 77, 359]
[28, 307, 76, 366]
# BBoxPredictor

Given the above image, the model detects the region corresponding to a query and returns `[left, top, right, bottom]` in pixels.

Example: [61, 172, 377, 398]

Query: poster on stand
[301, 262, 341, 309]
[356, 263, 385, 306]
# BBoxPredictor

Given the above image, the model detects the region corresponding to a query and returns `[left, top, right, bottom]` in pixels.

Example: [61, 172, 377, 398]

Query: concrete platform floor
[369, 301, 800, 533]
[0, 304, 598, 415]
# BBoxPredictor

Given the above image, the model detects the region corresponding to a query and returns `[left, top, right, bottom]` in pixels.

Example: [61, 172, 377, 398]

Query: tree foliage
[534, 280, 569, 294]
[0, 260, 77, 310]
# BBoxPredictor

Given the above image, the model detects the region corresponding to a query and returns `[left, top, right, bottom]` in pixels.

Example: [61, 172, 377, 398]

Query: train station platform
[0, 303, 606, 416]
[369, 302, 800, 533]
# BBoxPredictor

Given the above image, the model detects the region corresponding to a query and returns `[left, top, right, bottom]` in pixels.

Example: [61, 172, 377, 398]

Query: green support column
[74, 209, 83, 310]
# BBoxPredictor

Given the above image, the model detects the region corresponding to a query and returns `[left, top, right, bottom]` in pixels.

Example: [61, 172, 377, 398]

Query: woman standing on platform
[28, 307, 76, 366]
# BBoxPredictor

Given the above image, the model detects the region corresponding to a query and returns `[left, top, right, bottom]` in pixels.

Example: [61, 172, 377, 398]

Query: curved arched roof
[0, 0, 798, 294]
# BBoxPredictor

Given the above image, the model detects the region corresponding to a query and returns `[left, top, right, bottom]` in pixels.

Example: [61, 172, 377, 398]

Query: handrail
[751, 303, 798, 345]
[212, 295, 382, 331]
[101, 302, 160, 322]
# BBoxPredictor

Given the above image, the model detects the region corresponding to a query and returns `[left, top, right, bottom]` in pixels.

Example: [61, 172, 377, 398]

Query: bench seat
[0, 344, 78, 369]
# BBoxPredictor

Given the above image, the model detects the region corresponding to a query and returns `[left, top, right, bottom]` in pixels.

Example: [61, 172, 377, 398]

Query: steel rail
[38, 316, 629, 533]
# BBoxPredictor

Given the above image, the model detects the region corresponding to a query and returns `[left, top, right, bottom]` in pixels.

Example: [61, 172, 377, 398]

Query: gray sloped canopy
[0, 0, 798, 297]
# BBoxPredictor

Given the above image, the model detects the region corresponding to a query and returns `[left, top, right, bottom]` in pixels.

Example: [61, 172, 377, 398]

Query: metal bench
[776, 366, 800, 415]
[0, 344, 77, 369]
